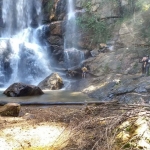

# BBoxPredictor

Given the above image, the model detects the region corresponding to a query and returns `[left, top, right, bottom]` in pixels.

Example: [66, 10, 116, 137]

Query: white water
[68, 0, 75, 20]
[0, 0, 51, 87]
[65, 0, 76, 49]
[64, 48, 84, 68]
[2, 0, 42, 37]
[64, 0, 84, 69]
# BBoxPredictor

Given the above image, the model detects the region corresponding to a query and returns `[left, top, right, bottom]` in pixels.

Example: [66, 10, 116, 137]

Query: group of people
[67, 55, 150, 79]
[81, 54, 150, 78]
[140, 55, 150, 76]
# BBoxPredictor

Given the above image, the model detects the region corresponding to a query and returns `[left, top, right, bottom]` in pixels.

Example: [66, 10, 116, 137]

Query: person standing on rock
[82, 66, 88, 78]
[139, 55, 149, 76]
[145, 55, 150, 76]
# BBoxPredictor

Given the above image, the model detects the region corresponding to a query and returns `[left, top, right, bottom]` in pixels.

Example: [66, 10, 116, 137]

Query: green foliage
[47, 1, 54, 11]
[83, 1, 92, 12]
[136, 0, 150, 11]
[42, 0, 54, 13]
[76, 2, 111, 44]
[137, 7, 150, 44]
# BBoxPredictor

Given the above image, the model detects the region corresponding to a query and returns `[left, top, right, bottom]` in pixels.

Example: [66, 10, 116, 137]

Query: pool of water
[0, 90, 96, 105]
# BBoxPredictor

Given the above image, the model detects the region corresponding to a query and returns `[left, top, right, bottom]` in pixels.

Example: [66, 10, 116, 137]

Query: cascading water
[64, 48, 84, 68]
[64, 0, 84, 69]
[0, 0, 51, 87]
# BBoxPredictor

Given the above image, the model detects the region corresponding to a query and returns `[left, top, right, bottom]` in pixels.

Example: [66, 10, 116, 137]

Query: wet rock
[3, 83, 44, 97]
[50, 21, 63, 35]
[38, 73, 64, 90]
[66, 70, 81, 78]
[113, 85, 135, 95]
[50, 45, 64, 62]
[55, 0, 67, 20]
[134, 87, 147, 93]
[49, 0, 67, 21]
[90, 49, 99, 57]
[48, 35, 63, 45]
[0, 103, 20, 117]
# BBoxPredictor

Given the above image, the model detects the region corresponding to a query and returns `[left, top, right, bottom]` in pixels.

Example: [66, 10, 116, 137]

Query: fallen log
[0, 100, 119, 106]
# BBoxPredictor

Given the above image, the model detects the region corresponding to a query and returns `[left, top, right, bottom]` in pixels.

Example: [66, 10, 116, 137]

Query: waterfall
[0, 0, 51, 87]
[64, 0, 84, 69]
[68, 0, 75, 20]
[2, 0, 42, 37]
[64, 48, 84, 68]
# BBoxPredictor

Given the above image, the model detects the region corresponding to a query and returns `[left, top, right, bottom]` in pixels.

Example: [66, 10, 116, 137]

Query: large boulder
[3, 83, 44, 97]
[0, 103, 20, 117]
[38, 73, 64, 90]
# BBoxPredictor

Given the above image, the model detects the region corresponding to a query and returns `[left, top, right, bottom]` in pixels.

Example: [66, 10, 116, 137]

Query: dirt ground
[0, 102, 150, 150]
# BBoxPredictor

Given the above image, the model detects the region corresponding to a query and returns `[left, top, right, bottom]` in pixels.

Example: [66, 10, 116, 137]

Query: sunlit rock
[116, 116, 150, 149]
[3, 83, 44, 97]
[38, 73, 64, 90]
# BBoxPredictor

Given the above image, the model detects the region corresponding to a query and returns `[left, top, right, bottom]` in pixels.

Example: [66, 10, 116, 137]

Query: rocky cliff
[43, 0, 149, 72]
[44, 0, 150, 56]
[42, 0, 150, 103]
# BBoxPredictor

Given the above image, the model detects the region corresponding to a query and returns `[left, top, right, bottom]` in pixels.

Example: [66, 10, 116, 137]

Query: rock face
[38, 73, 64, 90]
[76, 0, 121, 18]
[49, 0, 67, 21]
[45, 0, 150, 52]
[50, 21, 63, 35]
[83, 75, 150, 104]
[0, 103, 20, 117]
[3, 83, 44, 97]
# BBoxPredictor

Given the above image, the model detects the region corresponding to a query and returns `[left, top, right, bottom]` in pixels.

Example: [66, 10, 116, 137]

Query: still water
[0, 90, 95, 105]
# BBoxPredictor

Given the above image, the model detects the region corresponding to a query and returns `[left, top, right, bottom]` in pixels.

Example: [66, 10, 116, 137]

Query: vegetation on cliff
[75, 0, 150, 48]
